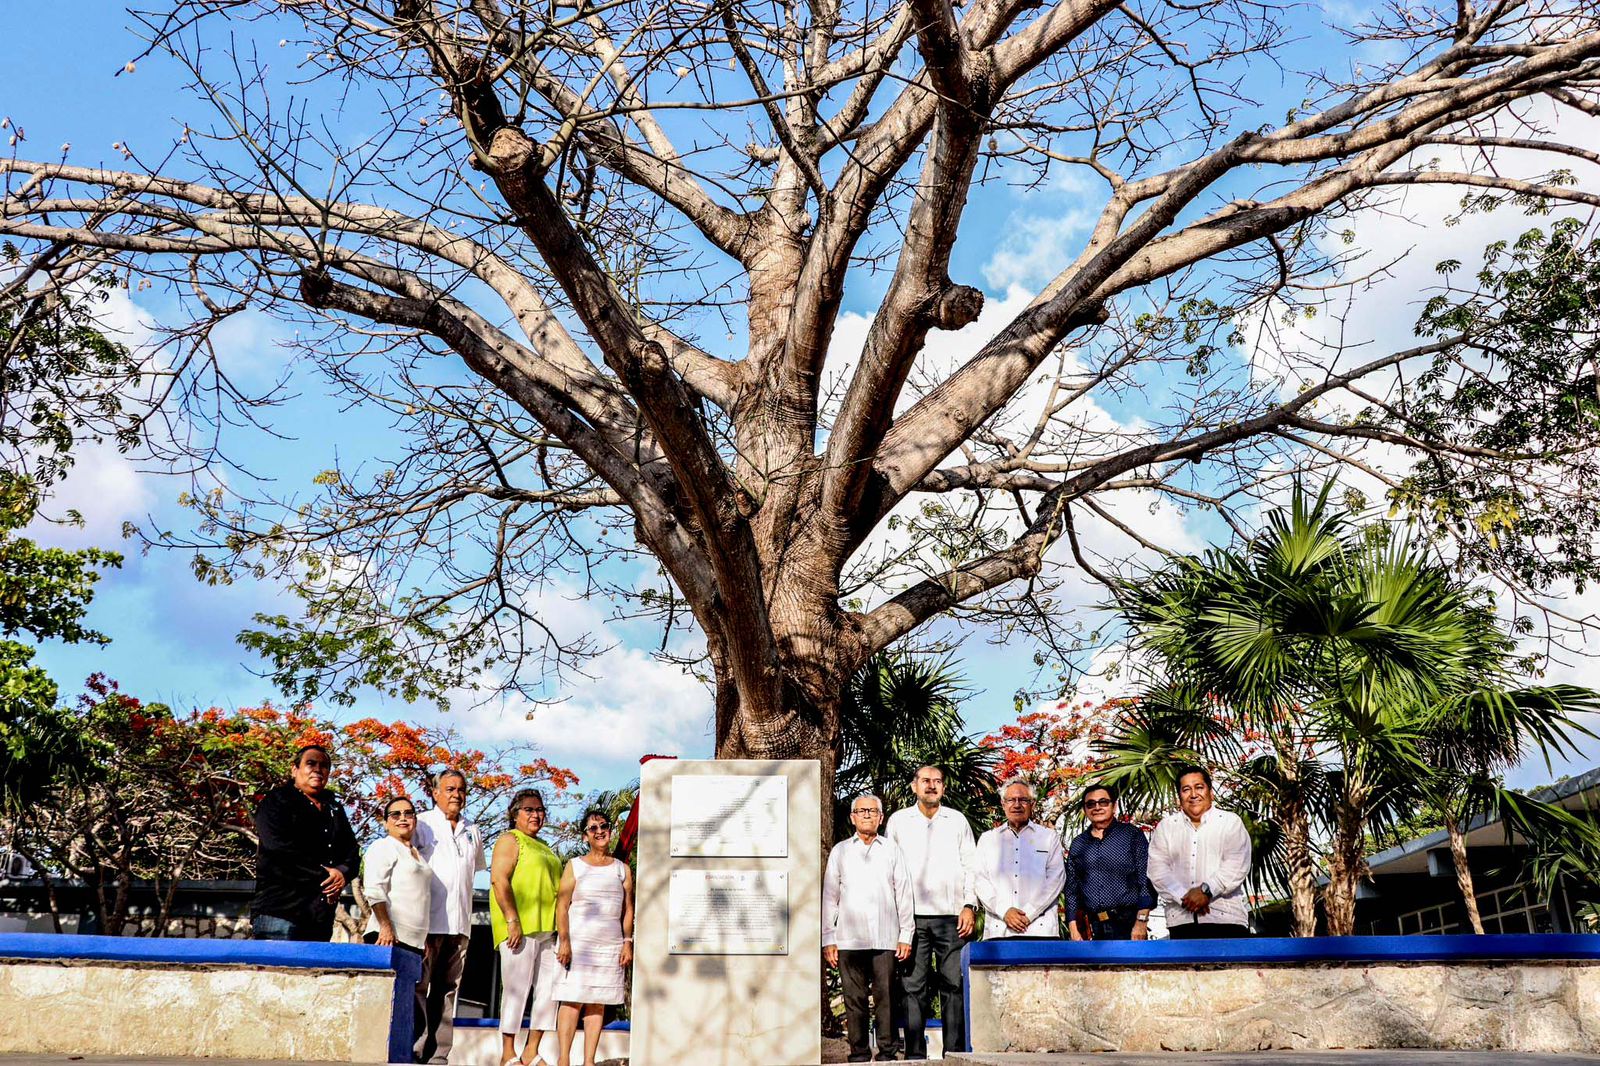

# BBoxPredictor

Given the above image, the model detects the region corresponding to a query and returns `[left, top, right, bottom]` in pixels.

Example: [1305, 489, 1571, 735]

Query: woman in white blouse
[363, 795, 433, 954]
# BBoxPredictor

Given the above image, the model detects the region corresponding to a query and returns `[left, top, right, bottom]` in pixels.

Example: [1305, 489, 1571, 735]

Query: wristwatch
[1200, 882, 1214, 899]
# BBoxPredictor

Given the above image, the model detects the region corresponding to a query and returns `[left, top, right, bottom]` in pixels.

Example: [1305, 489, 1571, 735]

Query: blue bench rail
[0, 932, 422, 1064]
[964, 932, 1600, 969]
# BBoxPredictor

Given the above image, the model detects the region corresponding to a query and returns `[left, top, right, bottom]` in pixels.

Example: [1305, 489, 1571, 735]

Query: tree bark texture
[1324, 798, 1368, 937]
[1445, 814, 1487, 935]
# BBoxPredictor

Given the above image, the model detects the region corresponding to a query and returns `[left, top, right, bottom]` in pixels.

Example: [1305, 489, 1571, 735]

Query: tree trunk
[706, 616, 850, 858]
[1445, 813, 1485, 934]
[1280, 794, 1319, 937]
[1324, 799, 1366, 936]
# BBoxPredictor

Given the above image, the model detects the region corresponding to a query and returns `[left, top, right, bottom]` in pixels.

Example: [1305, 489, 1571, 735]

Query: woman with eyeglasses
[362, 796, 432, 955]
[490, 788, 565, 1066]
[553, 809, 634, 1066]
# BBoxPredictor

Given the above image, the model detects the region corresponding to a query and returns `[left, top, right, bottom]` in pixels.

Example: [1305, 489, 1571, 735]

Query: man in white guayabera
[886, 765, 977, 1058]
[974, 780, 1065, 939]
[823, 793, 914, 1064]
[1147, 765, 1253, 939]
[413, 768, 488, 1063]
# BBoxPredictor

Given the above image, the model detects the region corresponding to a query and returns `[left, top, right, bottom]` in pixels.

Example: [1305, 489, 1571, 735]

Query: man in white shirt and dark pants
[413, 769, 488, 1063]
[824, 794, 914, 1064]
[1147, 765, 1253, 938]
[975, 781, 1065, 939]
[886, 765, 977, 1058]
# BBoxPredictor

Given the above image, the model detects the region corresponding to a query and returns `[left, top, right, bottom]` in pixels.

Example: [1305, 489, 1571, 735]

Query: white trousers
[498, 931, 560, 1035]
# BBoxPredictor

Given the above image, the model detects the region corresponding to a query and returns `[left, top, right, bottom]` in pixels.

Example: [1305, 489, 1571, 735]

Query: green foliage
[0, 641, 90, 811]
[834, 651, 999, 840]
[1393, 220, 1600, 597]
[1097, 483, 1501, 930]
[0, 525, 120, 646]
[238, 591, 480, 712]
[0, 278, 141, 525]
[0, 514, 120, 809]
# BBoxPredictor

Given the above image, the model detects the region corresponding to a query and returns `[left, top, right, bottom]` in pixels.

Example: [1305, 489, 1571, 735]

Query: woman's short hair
[382, 795, 415, 819]
[1175, 765, 1213, 790]
[507, 788, 545, 828]
[581, 808, 611, 831]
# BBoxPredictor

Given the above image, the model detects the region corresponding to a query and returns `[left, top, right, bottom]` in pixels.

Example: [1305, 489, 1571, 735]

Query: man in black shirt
[251, 744, 361, 942]
[1064, 782, 1156, 941]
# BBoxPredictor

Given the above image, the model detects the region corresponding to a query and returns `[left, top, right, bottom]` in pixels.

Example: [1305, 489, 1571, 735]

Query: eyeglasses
[1003, 796, 1032, 804]
[517, 806, 546, 815]
[587, 824, 612, 833]
[387, 809, 417, 819]
[1082, 798, 1114, 808]
[851, 808, 882, 816]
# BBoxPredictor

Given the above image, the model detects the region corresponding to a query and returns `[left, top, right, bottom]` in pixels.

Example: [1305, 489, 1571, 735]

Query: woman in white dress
[553, 809, 634, 1066]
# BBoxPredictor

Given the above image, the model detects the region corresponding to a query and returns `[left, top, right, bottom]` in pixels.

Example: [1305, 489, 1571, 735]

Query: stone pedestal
[631, 759, 822, 1066]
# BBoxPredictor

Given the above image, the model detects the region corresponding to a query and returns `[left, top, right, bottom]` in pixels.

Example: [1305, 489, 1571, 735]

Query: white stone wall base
[968, 961, 1600, 1055]
[0, 959, 394, 1062]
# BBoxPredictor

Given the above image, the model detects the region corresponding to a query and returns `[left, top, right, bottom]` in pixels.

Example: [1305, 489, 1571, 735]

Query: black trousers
[1168, 921, 1250, 939]
[840, 948, 895, 1063]
[902, 914, 964, 1058]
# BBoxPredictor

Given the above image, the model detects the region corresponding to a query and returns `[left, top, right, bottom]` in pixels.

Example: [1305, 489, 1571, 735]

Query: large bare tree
[4, 0, 1599, 838]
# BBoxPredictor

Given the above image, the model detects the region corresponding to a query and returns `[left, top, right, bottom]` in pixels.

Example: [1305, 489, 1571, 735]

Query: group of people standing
[823, 764, 1252, 1063]
[250, 745, 632, 1066]
[250, 744, 1250, 1066]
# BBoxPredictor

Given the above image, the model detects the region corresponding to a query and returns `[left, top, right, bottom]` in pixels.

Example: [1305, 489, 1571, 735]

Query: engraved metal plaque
[668, 869, 789, 954]
[670, 774, 788, 857]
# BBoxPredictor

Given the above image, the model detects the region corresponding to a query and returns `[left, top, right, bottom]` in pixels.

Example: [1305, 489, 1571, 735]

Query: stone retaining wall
[0, 933, 418, 1063]
[969, 960, 1600, 1054]
[0, 957, 395, 1061]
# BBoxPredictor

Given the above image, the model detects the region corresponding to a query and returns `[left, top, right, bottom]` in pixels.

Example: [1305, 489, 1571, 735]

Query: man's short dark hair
[293, 744, 332, 767]
[1176, 765, 1213, 790]
[434, 768, 469, 790]
[1082, 781, 1118, 804]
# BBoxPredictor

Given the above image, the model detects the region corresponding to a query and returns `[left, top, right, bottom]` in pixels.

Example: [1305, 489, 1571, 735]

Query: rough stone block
[1428, 1002, 1512, 1050]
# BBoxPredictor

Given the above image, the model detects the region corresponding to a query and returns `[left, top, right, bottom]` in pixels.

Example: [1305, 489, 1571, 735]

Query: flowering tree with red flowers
[981, 698, 1122, 827]
[979, 697, 1107, 819]
[3, 676, 572, 936]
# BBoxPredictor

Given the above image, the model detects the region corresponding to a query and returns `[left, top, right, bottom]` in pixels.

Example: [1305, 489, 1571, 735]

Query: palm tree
[1414, 611, 1599, 932]
[1102, 484, 1489, 936]
[834, 651, 999, 839]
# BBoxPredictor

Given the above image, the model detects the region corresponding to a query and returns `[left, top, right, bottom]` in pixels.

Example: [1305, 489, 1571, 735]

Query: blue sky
[7, 3, 1600, 809]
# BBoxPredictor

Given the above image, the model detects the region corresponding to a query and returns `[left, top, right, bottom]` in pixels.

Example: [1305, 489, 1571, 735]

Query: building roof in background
[1365, 766, 1600, 876]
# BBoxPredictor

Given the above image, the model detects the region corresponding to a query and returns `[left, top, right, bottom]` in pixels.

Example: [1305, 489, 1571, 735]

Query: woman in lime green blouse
[491, 788, 565, 1066]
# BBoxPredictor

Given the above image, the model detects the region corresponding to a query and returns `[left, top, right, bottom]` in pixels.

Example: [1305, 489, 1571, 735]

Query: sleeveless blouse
[490, 828, 563, 946]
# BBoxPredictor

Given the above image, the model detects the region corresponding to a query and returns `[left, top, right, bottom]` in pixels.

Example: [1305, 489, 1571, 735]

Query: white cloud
[25, 439, 157, 547]
[449, 646, 714, 768]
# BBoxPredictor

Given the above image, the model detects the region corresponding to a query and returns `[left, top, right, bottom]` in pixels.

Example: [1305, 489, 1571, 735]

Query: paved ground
[7, 1054, 1600, 1065]
[946, 1054, 1600, 1065]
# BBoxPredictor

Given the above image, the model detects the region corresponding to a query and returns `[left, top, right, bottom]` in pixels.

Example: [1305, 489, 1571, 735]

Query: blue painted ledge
[0, 932, 422, 1064]
[0, 931, 398, 969]
[966, 932, 1600, 968]
[454, 1018, 633, 1030]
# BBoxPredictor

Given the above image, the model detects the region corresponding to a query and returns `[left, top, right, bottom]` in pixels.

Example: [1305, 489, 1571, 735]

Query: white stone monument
[631, 758, 822, 1066]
